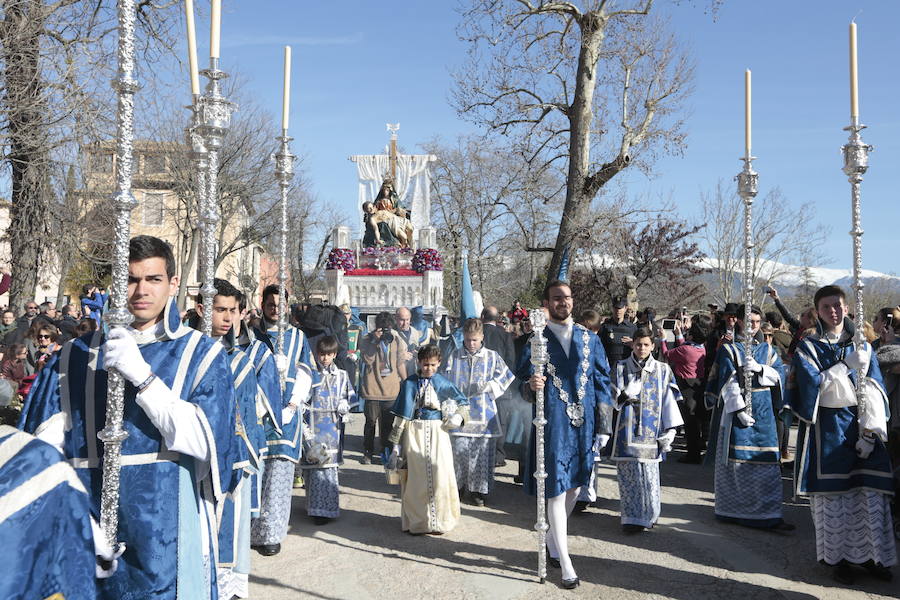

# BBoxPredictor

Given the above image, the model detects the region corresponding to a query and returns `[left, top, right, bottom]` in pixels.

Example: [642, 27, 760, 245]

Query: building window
[142, 153, 167, 174]
[142, 192, 165, 226]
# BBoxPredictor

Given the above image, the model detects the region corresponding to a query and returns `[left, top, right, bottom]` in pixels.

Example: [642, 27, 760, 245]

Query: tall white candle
[744, 69, 751, 158]
[282, 46, 291, 131]
[210, 0, 221, 60]
[849, 22, 859, 119]
[184, 0, 200, 95]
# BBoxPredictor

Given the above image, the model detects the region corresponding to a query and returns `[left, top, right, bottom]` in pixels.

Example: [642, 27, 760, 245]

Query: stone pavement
[249, 418, 898, 600]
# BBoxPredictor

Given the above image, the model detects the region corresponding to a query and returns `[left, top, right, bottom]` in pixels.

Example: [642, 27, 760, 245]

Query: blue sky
[189, 1, 898, 274]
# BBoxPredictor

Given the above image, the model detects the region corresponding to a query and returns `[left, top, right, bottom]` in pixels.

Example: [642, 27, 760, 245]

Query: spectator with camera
[359, 311, 408, 464]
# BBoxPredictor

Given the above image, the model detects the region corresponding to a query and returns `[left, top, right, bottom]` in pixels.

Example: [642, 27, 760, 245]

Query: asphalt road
[249, 418, 898, 600]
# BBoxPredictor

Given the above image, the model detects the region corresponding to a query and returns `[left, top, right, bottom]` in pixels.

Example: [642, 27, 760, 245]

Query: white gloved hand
[103, 328, 151, 386]
[281, 404, 297, 426]
[657, 429, 676, 453]
[592, 433, 610, 454]
[387, 444, 401, 470]
[745, 358, 763, 373]
[448, 413, 464, 428]
[735, 411, 756, 428]
[337, 400, 350, 415]
[855, 435, 876, 459]
[274, 353, 289, 374]
[844, 348, 869, 372]
[91, 518, 125, 579]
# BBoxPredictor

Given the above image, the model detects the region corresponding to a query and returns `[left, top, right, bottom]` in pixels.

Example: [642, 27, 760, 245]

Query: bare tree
[700, 180, 830, 305]
[453, 0, 695, 281]
[0, 0, 180, 310]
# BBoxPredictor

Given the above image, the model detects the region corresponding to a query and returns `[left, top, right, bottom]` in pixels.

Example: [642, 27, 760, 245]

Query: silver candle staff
[528, 308, 549, 583]
[196, 57, 235, 335]
[735, 156, 758, 416]
[842, 117, 872, 415]
[98, 0, 138, 549]
[273, 133, 295, 367]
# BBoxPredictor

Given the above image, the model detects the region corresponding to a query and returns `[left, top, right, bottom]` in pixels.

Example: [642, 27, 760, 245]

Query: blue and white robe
[19, 299, 243, 600]
[609, 355, 683, 527]
[0, 425, 96, 600]
[793, 329, 896, 566]
[217, 344, 264, 600]
[517, 322, 613, 499]
[707, 340, 786, 527]
[300, 365, 356, 518]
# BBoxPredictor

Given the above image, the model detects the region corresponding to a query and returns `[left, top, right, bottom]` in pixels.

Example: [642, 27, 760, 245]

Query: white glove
[387, 444, 401, 470]
[348, 352, 359, 362]
[281, 405, 297, 426]
[735, 411, 755, 428]
[337, 400, 350, 415]
[92, 518, 125, 579]
[657, 429, 676, 454]
[448, 413, 464, 428]
[592, 434, 610, 453]
[844, 348, 869, 372]
[745, 358, 763, 373]
[103, 328, 151, 386]
[855, 435, 875, 459]
[275, 353, 289, 375]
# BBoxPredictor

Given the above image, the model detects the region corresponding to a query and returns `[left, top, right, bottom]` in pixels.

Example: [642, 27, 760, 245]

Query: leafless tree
[700, 179, 830, 306]
[453, 0, 695, 282]
[0, 0, 180, 310]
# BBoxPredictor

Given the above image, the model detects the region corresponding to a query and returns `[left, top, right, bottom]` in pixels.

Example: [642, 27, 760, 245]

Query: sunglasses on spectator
[37, 334, 51, 339]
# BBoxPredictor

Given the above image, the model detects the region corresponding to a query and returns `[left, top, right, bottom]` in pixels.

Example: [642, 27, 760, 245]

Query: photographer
[359, 311, 408, 464]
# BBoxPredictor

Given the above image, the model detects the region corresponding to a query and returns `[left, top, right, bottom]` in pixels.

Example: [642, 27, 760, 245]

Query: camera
[380, 329, 394, 344]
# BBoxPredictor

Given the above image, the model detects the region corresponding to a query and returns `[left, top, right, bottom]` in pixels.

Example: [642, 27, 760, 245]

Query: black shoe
[312, 516, 330, 525]
[258, 543, 281, 556]
[495, 458, 507, 467]
[513, 475, 523, 485]
[561, 577, 580, 589]
[622, 524, 646, 534]
[360, 453, 372, 465]
[546, 550, 560, 569]
[862, 560, 893, 581]
[470, 492, 485, 507]
[833, 561, 855, 585]
[678, 454, 702, 464]
[572, 500, 589, 514]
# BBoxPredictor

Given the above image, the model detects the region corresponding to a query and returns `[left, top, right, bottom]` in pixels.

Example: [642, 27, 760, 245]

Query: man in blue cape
[792, 285, 895, 584]
[249, 283, 315, 556]
[517, 279, 613, 589]
[19, 235, 242, 600]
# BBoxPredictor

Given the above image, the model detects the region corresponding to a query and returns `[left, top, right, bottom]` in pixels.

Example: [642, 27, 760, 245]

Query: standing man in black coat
[598, 297, 636, 370]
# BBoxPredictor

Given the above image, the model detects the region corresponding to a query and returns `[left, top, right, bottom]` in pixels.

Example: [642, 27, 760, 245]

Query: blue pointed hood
[460, 254, 477, 321]
[557, 246, 570, 283]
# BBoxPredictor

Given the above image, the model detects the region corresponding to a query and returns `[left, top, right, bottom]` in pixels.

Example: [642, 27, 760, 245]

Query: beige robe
[400, 419, 460, 534]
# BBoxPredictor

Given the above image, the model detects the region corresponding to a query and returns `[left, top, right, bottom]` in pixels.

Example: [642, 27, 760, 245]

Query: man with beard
[518, 280, 612, 589]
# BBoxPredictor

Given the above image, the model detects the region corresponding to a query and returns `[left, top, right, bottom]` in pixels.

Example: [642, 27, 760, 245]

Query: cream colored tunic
[400, 419, 460, 534]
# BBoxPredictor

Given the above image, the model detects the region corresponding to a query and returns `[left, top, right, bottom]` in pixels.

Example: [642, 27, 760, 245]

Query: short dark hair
[814, 285, 846, 310]
[765, 311, 783, 328]
[633, 327, 654, 343]
[61, 304, 75, 316]
[543, 279, 571, 300]
[262, 283, 286, 305]
[417, 344, 441, 362]
[375, 311, 395, 330]
[238, 293, 247, 312]
[316, 335, 339, 355]
[577, 309, 602, 332]
[688, 314, 711, 343]
[196, 278, 241, 306]
[129, 235, 175, 278]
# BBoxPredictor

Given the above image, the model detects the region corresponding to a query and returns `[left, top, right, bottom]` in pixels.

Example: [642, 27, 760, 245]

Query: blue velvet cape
[792, 332, 893, 495]
[705, 342, 785, 465]
[517, 324, 613, 498]
[0, 425, 96, 600]
[391, 373, 467, 422]
[254, 321, 317, 462]
[19, 300, 241, 600]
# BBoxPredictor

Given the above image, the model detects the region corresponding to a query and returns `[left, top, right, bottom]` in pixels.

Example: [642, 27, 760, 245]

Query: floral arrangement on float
[412, 248, 443, 273]
[359, 246, 414, 270]
[325, 248, 356, 271]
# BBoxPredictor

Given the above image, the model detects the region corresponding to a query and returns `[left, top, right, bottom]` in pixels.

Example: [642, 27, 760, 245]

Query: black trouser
[363, 399, 393, 454]
[677, 377, 707, 458]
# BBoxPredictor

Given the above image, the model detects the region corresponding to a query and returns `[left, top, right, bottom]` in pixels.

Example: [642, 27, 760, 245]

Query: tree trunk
[548, 18, 605, 281]
[2, 0, 52, 311]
